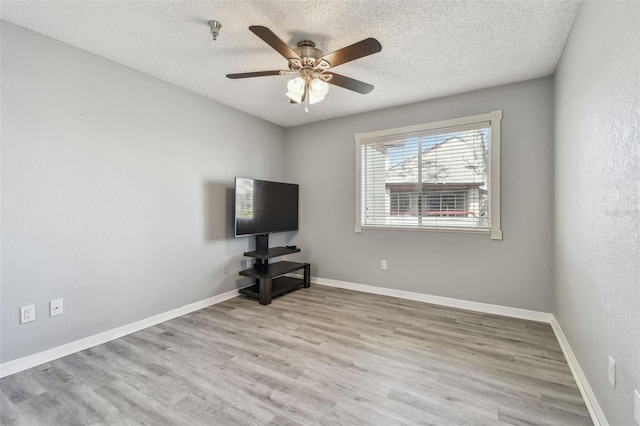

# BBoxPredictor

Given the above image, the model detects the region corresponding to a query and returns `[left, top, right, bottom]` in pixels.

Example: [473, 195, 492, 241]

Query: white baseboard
[0, 287, 244, 378]
[297, 275, 553, 323]
[550, 317, 609, 426]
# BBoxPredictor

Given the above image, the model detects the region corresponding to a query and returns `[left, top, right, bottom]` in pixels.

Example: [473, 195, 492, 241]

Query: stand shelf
[243, 246, 301, 259]
[239, 236, 310, 305]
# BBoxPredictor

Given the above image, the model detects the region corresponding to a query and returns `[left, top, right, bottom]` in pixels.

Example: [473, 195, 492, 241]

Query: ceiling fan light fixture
[286, 77, 305, 102]
[308, 93, 323, 105]
[308, 78, 329, 104]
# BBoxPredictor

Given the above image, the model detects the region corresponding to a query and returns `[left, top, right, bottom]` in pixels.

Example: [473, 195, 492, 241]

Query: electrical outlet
[381, 260, 387, 270]
[608, 356, 616, 387]
[223, 264, 229, 274]
[50, 299, 63, 316]
[20, 305, 35, 323]
[634, 389, 640, 425]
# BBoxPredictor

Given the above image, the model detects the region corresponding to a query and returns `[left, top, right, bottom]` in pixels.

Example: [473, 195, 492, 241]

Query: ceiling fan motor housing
[290, 40, 331, 77]
[295, 40, 323, 59]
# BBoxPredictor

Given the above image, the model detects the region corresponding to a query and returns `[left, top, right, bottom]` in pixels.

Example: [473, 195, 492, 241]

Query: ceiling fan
[227, 26, 382, 113]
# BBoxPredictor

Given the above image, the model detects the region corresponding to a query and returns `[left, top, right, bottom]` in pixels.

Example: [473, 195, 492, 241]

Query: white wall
[0, 22, 286, 363]
[554, 2, 640, 425]
[285, 77, 555, 312]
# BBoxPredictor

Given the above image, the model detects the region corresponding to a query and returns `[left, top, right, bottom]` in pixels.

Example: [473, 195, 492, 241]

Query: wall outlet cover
[381, 260, 387, 270]
[20, 305, 35, 323]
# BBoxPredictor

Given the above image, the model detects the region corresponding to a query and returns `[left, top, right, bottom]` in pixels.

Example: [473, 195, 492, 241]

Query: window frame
[355, 111, 503, 240]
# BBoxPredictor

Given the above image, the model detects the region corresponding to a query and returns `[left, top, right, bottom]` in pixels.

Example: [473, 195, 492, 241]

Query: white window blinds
[355, 111, 502, 239]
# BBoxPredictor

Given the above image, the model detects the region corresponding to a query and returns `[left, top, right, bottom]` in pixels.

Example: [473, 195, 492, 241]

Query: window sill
[357, 225, 503, 240]
[359, 225, 490, 234]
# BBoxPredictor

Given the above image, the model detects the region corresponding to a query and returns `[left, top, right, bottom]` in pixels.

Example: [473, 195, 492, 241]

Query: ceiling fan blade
[327, 73, 374, 94]
[320, 38, 382, 68]
[226, 70, 283, 79]
[249, 26, 301, 60]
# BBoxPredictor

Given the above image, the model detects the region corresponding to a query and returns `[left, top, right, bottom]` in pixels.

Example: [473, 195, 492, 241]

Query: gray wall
[554, 2, 640, 425]
[0, 22, 286, 363]
[285, 77, 555, 312]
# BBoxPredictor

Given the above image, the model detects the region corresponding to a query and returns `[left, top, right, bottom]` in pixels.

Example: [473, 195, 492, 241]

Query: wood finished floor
[1, 285, 592, 426]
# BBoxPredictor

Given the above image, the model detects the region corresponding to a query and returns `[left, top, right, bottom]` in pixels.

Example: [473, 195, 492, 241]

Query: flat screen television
[234, 177, 299, 237]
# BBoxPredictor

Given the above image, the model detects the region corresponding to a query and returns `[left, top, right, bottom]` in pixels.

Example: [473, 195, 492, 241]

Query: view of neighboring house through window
[356, 111, 502, 239]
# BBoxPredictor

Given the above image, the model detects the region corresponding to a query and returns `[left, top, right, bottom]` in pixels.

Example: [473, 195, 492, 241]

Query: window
[424, 190, 467, 216]
[390, 190, 468, 216]
[390, 190, 415, 215]
[355, 111, 502, 239]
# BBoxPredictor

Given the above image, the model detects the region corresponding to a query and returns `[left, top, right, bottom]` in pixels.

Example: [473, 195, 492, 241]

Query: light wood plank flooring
[1, 285, 592, 425]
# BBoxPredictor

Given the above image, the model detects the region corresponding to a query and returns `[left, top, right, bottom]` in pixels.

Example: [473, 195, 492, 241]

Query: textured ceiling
[0, 1, 580, 127]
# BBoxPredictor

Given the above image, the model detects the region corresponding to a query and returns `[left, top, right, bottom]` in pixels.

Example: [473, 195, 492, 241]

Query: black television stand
[239, 234, 310, 305]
